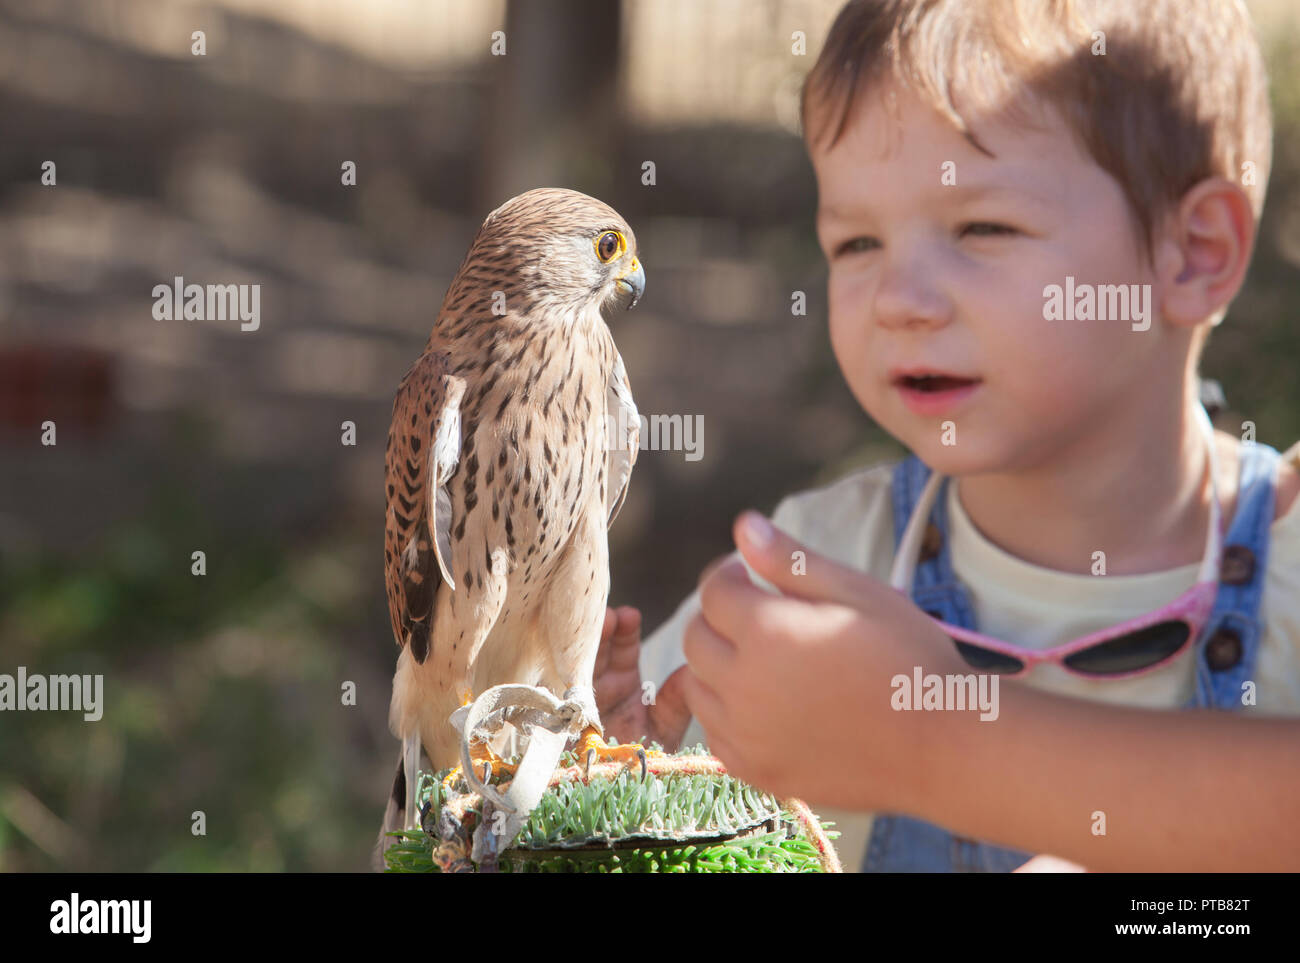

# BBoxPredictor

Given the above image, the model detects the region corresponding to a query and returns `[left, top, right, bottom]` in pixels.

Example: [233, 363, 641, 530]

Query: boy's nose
[873, 261, 952, 331]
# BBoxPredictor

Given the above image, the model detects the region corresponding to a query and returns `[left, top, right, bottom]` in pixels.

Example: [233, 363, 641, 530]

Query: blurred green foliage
[0, 416, 390, 871]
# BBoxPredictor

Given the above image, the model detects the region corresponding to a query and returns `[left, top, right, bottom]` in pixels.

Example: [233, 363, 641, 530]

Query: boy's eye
[959, 222, 1018, 238]
[834, 236, 879, 257]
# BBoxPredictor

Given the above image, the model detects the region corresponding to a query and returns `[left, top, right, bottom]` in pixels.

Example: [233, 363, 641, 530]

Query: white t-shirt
[639, 443, 1300, 871]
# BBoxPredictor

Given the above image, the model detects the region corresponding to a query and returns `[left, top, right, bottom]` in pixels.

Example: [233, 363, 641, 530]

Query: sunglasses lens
[1063, 620, 1191, 676]
[951, 640, 1025, 674]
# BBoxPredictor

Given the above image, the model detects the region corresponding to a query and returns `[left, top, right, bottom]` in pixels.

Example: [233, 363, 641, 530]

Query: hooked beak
[615, 257, 645, 309]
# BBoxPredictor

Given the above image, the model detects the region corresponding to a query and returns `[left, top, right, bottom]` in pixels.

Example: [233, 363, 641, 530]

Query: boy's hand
[1014, 855, 1088, 872]
[594, 605, 691, 752]
[682, 511, 970, 811]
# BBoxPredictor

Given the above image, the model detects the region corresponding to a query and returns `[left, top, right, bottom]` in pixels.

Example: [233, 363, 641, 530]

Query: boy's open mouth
[891, 369, 983, 415]
[896, 374, 979, 393]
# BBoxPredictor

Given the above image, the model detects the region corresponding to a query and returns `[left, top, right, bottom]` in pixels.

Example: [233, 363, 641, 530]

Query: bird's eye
[596, 231, 624, 262]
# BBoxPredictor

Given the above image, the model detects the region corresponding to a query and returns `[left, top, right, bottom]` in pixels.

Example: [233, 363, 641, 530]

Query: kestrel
[378, 188, 648, 851]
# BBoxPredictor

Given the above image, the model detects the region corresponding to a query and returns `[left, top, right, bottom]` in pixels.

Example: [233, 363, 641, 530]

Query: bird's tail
[372, 735, 438, 871]
[371, 751, 409, 872]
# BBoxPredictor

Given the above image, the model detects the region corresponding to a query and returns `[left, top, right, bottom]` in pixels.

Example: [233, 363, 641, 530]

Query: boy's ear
[1156, 176, 1256, 330]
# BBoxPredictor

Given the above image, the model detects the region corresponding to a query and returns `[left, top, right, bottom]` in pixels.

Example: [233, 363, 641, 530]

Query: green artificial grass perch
[384, 744, 841, 873]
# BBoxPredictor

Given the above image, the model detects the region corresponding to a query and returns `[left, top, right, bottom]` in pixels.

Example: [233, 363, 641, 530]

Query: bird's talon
[585, 747, 596, 779]
[637, 747, 648, 779]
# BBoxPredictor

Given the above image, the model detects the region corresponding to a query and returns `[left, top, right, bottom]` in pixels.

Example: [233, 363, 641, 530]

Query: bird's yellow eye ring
[596, 230, 624, 262]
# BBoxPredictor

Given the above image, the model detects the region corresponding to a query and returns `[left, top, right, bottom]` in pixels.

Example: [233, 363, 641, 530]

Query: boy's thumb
[731, 510, 869, 608]
[656, 664, 691, 711]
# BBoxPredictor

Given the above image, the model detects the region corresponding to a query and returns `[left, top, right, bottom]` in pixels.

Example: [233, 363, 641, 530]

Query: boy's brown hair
[800, 0, 1273, 276]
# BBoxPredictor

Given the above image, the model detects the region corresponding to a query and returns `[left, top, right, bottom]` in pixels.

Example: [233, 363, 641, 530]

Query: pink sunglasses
[890, 406, 1224, 679]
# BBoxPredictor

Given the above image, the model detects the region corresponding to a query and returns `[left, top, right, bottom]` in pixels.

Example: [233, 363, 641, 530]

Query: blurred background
[0, 0, 1297, 871]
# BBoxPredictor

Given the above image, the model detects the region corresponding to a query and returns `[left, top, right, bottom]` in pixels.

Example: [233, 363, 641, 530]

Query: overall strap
[1188, 439, 1281, 709]
[873, 454, 1032, 871]
[890, 454, 978, 630]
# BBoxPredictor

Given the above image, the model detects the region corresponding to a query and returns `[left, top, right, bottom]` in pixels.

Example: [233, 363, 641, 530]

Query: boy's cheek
[825, 299, 862, 361]
[827, 314, 887, 412]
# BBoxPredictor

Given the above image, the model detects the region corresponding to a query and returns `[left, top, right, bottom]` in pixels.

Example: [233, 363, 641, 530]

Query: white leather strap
[448, 683, 590, 866]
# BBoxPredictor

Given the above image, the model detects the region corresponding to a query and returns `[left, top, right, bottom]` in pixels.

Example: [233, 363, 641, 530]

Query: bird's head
[468, 188, 645, 326]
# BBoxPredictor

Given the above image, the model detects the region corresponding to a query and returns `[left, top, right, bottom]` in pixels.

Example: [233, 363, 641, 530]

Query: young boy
[595, 0, 1300, 871]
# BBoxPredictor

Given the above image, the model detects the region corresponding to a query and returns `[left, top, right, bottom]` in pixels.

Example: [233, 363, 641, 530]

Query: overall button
[1205, 628, 1244, 671]
[1219, 545, 1255, 585]
[919, 522, 943, 562]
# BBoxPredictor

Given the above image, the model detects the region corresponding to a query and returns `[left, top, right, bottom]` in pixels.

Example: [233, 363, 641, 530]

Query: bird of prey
[378, 188, 648, 848]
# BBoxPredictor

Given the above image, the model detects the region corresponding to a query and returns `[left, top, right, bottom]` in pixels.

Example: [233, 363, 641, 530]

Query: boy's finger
[612, 605, 641, 644]
[697, 555, 801, 649]
[593, 607, 619, 675]
[698, 728, 748, 784]
[647, 666, 693, 750]
[654, 664, 691, 714]
[604, 605, 643, 670]
[732, 510, 881, 610]
[682, 608, 738, 688]
[678, 665, 727, 736]
[697, 551, 737, 588]
[678, 672, 750, 780]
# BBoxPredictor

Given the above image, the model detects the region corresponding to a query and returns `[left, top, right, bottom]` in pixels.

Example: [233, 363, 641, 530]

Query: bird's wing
[384, 351, 466, 664]
[604, 348, 639, 528]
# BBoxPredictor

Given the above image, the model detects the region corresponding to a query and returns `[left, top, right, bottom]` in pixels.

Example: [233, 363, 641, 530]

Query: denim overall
[863, 440, 1281, 872]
